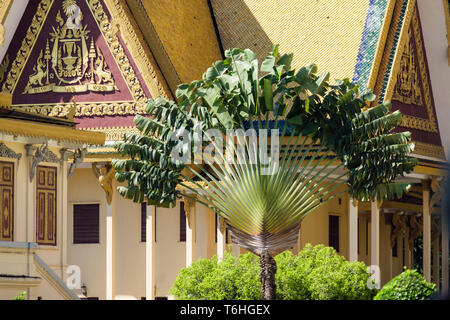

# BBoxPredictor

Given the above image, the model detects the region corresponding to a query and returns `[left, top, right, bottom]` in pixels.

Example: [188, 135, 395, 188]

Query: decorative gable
[371, 0, 444, 159]
[0, 0, 170, 135]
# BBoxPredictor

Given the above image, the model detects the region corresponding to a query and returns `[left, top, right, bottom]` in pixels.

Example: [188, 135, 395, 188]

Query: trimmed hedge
[374, 269, 436, 300]
[170, 244, 376, 300]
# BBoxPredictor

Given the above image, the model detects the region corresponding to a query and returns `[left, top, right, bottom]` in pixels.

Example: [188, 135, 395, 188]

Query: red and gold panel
[372, 2, 444, 159]
[0, 0, 168, 135]
[0, 161, 14, 241]
[36, 166, 57, 246]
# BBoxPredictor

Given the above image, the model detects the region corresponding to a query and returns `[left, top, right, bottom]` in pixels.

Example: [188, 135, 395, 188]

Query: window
[0, 161, 14, 241]
[365, 220, 369, 255]
[73, 204, 100, 244]
[328, 215, 339, 252]
[36, 166, 57, 245]
[357, 218, 360, 254]
[180, 202, 186, 242]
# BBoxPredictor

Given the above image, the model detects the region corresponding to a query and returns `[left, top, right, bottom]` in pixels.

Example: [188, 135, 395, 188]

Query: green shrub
[169, 252, 261, 300]
[276, 244, 376, 300]
[170, 244, 376, 300]
[374, 269, 436, 300]
[13, 292, 26, 300]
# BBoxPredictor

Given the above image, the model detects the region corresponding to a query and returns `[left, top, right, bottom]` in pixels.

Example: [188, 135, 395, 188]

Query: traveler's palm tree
[113, 47, 417, 300]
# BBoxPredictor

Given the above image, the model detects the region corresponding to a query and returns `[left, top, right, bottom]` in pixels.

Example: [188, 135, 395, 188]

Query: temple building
[0, 0, 449, 300]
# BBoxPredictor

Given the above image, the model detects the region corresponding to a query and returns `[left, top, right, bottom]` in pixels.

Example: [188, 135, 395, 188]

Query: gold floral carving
[393, 27, 423, 106]
[0, 54, 9, 84]
[81, 126, 139, 142]
[389, 4, 438, 133]
[18, 101, 146, 118]
[413, 142, 445, 160]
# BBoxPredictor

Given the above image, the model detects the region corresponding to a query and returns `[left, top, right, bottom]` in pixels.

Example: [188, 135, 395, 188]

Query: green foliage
[170, 244, 376, 300]
[374, 269, 436, 300]
[13, 292, 26, 300]
[114, 46, 417, 211]
[169, 251, 261, 300]
[276, 244, 376, 300]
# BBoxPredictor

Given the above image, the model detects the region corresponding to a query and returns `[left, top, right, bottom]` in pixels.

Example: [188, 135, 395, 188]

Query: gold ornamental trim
[384, 1, 438, 133]
[413, 142, 446, 160]
[81, 125, 140, 141]
[0, 92, 11, 108]
[16, 101, 146, 118]
[0, 117, 106, 145]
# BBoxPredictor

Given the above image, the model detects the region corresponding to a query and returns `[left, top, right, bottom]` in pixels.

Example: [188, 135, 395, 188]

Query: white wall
[0, 0, 29, 62]
[417, 0, 450, 159]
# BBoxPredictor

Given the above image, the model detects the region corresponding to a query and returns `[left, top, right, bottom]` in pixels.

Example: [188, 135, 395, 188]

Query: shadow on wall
[209, 0, 273, 60]
[439, 164, 450, 300]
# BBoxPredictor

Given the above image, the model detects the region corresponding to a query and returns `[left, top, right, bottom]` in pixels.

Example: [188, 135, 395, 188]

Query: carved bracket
[408, 214, 423, 249]
[0, 142, 22, 166]
[25, 143, 59, 182]
[92, 162, 115, 205]
[64, 148, 86, 179]
[183, 196, 196, 227]
[391, 212, 408, 248]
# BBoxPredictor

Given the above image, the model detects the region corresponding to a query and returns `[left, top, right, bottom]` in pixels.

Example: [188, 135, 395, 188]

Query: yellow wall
[0, 140, 70, 300]
[67, 168, 107, 299]
[66, 168, 414, 298]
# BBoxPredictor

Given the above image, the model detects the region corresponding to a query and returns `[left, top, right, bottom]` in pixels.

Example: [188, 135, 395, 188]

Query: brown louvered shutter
[0, 162, 14, 241]
[180, 202, 186, 242]
[141, 203, 146, 242]
[328, 215, 340, 252]
[36, 166, 57, 246]
[73, 204, 100, 244]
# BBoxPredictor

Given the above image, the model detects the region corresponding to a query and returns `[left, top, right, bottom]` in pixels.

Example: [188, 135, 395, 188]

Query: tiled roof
[353, 0, 390, 89]
[210, 0, 371, 82]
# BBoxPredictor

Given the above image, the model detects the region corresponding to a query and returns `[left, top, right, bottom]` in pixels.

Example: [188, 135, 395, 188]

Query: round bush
[169, 252, 261, 300]
[170, 244, 376, 300]
[276, 244, 376, 300]
[374, 269, 436, 300]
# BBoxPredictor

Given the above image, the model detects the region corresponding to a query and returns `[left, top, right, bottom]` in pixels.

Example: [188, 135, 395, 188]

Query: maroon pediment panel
[390, 6, 443, 156]
[0, 0, 152, 130]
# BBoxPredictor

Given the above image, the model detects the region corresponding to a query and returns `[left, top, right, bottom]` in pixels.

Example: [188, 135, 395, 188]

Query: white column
[25, 145, 35, 243]
[217, 215, 226, 261]
[371, 200, 380, 268]
[423, 180, 431, 282]
[185, 197, 196, 267]
[105, 185, 115, 300]
[349, 199, 358, 262]
[146, 205, 155, 300]
[60, 151, 69, 280]
[232, 242, 240, 258]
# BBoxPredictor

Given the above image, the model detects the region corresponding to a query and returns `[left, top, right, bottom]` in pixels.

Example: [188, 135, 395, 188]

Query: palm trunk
[259, 250, 277, 300]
